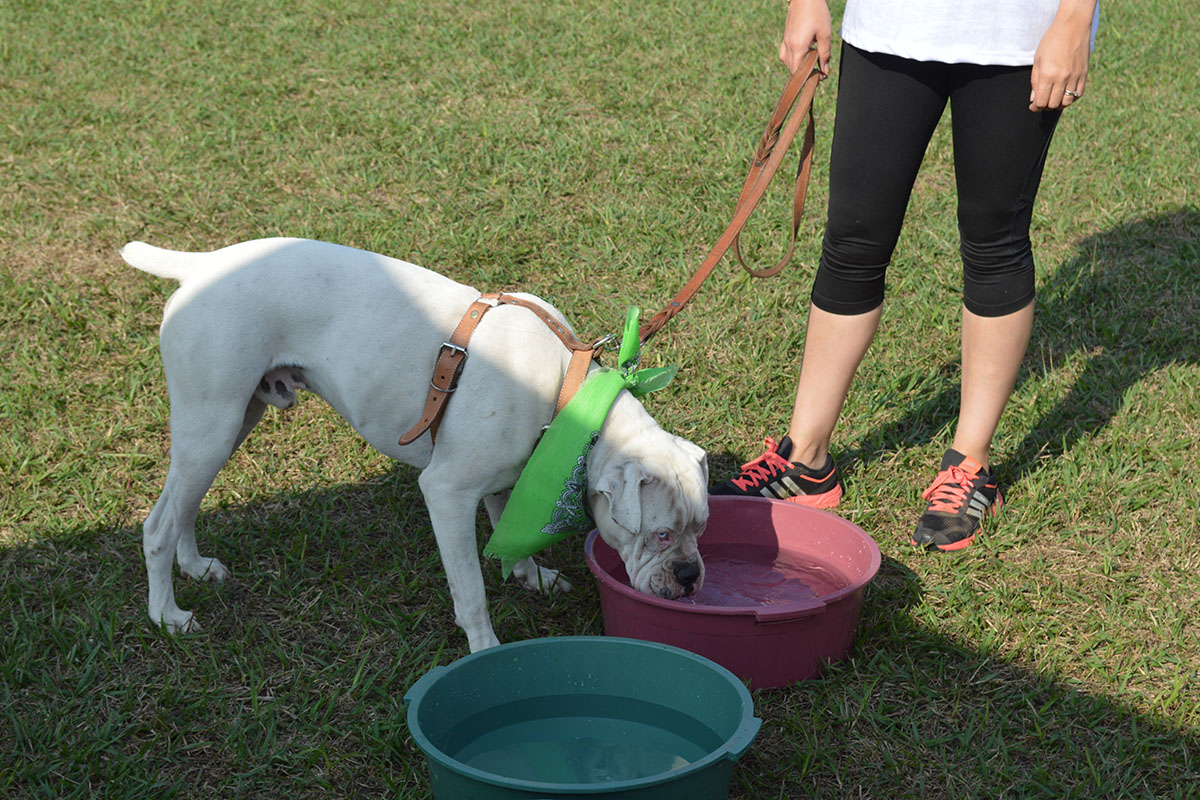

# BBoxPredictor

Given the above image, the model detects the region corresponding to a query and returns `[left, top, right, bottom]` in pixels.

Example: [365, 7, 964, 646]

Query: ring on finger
[1064, 89, 1081, 98]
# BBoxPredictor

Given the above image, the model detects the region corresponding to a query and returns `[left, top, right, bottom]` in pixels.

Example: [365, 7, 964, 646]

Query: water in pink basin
[682, 545, 848, 608]
[608, 543, 849, 609]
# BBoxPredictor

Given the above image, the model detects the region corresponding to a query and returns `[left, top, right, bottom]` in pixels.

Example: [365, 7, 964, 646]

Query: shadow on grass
[734, 553, 1199, 797]
[829, 206, 1199, 488]
[140, 462, 599, 649]
[1008, 206, 1199, 482]
[3, 472, 1197, 797]
[0, 464, 598, 799]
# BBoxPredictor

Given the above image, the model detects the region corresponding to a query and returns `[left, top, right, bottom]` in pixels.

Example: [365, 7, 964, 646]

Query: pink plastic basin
[585, 495, 880, 689]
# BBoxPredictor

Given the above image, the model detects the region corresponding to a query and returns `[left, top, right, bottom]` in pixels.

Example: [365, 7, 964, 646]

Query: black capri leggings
[812, 43, 1062, 318]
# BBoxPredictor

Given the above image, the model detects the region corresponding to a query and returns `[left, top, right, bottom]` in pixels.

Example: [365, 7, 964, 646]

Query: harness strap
[556, 347, 595, 416]
[398, 293, 598, 447]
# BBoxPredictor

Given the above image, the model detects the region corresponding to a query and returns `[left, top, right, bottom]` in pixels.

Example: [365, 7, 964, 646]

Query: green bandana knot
[482, 308, 676, 576]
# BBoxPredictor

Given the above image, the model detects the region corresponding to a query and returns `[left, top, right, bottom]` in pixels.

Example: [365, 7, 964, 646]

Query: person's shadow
[1008, 206, 1199, 483]
[825, 205, 1199, 488]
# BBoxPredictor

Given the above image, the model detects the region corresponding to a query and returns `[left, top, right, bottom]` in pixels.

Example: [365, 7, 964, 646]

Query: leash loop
[638, 48, 823, 345]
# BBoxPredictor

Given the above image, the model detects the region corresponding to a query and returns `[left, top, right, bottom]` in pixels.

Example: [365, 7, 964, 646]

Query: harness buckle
[433, 342, 469, 393]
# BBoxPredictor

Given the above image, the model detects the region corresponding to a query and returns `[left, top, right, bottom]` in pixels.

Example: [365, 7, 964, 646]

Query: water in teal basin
[444, 695, 720, 784]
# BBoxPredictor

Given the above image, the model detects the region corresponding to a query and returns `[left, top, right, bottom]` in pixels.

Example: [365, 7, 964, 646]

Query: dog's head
[588, 432, 708, 600]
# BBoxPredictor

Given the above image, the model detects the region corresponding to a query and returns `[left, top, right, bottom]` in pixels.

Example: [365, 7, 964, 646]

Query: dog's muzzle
[672, 559, 701, 597]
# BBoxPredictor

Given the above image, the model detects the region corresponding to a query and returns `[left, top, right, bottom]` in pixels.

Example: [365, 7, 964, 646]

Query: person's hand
[780, 0, 832, 77]
[1029, 0, 1096, 111]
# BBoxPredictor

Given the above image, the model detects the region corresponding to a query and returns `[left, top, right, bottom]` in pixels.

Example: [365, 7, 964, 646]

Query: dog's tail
[120, 241, 205, 282]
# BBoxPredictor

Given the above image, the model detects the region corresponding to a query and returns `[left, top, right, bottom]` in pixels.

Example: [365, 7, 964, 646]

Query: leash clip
[590, 332, 619, 352]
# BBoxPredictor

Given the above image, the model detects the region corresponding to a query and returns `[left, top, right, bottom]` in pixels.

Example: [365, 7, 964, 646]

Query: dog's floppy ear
[595, 460, 652, 533]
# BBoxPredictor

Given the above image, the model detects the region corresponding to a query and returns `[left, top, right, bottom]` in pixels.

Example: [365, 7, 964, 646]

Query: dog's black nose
[673, 560, 700, 592]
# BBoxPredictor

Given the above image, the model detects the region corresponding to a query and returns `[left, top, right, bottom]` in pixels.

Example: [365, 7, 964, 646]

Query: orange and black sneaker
[709, 436, 843, 509]
[911, 449, 1003, 552]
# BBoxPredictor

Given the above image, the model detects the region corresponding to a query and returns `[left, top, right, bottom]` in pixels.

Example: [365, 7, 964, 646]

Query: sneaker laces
[921, 465, 976, 514]
[731, 437, 793, 491]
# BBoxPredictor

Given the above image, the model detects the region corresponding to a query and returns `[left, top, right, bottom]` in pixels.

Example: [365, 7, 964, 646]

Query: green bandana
[483, 308, 676, 576]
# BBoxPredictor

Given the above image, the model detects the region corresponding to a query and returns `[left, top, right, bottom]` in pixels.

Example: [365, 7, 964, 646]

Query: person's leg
[951, 300, 1033, 468]
[948, 64, 1062, 469]
[785, 304, 880, 468]
[713, 45, 949, 504]
[789, 46, 950, 467]
[912, 63, 1063, 550]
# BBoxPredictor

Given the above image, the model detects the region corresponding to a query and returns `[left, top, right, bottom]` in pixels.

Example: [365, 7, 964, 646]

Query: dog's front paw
[537, 568, 573, 595]
[511, 558, 573, 596]
[153, 607, 202, 634]
[179, 557, 230, 583]
[467, 631, 502, 653]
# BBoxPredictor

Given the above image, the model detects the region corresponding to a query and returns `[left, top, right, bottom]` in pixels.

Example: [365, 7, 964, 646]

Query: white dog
[123, 237, 707, 652]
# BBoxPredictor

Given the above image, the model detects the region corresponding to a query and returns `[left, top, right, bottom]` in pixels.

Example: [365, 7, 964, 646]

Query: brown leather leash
[399, 50, 822, 447]
[638, 48, 823, 344]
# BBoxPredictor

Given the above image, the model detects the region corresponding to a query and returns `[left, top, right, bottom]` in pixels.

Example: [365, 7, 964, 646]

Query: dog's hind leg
[171, 397, 265, 581]
[144, 399, 245, 633]
[230, 396, 268, 454]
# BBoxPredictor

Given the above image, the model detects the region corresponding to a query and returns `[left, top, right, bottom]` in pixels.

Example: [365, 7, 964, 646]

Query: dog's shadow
[179, 461, 602, 649]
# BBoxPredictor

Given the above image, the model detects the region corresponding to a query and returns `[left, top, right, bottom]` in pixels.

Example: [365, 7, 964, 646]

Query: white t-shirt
[841, 0, 1099, 65]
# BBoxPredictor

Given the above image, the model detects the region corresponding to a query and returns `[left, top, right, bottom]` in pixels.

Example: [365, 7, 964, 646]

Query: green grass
[2, 0, 1198, 797]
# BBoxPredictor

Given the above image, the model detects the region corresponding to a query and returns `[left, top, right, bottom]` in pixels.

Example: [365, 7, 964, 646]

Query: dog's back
[121, 236, 565, 462]
[122, 237, 478, 326]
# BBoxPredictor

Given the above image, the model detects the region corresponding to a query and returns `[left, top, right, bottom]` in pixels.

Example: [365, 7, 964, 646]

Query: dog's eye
[654, 530, 671, 543]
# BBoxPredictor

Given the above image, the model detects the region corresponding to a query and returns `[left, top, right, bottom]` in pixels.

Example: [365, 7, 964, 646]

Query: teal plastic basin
[404, 637, 761, 799]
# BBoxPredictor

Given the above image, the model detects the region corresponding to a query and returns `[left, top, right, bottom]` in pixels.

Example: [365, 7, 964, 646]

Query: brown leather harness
[398, 50, 823, 448]
[396, 293, 599, 446]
